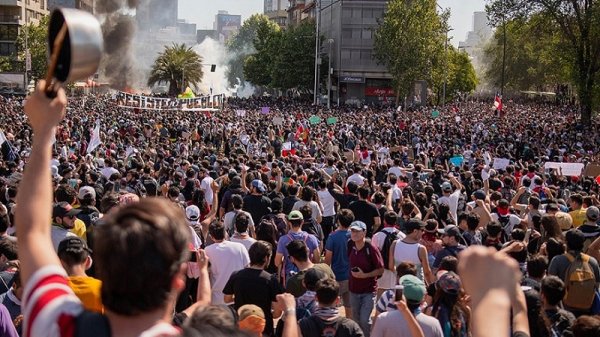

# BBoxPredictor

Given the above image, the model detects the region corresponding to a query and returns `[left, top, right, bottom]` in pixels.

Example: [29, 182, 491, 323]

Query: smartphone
[351, 267, 360, 272]
[189, 250, 197, 262]
[394, 285, 404, 301]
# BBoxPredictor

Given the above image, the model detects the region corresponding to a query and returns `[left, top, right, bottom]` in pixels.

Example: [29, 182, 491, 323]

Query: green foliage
[374, 0, 449, 101]
[446, 48, 478, 98]
[148, 43, 204, 97]
[486, 0, 600, 124]
[15, 16, 49, 81]
[269, 21, 320, 91]
[226, 14, 280, 88]
[0, 56, 13, 72]
[482, 14, 570, 92]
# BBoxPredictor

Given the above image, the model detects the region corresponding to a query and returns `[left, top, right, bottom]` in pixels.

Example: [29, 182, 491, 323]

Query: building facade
[48, 0, 93, 13]
[264, 0, 288, 28]
[320, 0, 393, 105]
[0, 0, 49, 57]
[136, 0, 178, 33]
[213, 10, 241, 43]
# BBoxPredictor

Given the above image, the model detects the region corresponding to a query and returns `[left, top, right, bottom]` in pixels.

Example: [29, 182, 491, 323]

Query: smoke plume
[95, 0, 139, 90]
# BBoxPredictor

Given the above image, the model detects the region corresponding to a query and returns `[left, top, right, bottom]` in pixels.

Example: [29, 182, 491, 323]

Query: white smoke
[193, 37, 256, 98]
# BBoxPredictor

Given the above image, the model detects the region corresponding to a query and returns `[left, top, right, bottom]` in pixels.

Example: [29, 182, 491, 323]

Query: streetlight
[327, 38, 334, 109]
[437, 4, 451, 107]
[313, 0, 321, 105]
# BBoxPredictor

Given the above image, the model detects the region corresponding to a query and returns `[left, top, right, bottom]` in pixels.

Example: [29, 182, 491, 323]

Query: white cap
[78, 186, 96, 200]
[185, 205, 200, 223]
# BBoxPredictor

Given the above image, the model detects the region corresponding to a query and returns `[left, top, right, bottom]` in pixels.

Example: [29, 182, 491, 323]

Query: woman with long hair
[427, 272, 471, 337]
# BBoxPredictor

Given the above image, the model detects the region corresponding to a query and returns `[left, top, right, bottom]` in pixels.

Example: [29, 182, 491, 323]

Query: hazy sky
[178, 0, 487, 46]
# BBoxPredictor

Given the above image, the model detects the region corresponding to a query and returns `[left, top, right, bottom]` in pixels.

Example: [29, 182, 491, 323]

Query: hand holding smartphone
[394, 285, 404, 301]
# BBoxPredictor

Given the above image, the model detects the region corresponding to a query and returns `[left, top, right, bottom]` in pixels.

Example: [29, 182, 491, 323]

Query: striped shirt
[23, 265, 180, 337]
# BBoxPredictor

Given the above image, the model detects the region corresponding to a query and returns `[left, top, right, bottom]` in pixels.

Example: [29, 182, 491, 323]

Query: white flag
[87, 120, 102, 154]
[0, 130, 6, 146]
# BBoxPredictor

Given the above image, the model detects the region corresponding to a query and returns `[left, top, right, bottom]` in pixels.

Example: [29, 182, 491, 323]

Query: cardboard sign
[261, 107, 270, 114]
[273, 117, 283, 126]
[492, 158, 511, 170]
[309, 115, 322, 125]
[235, 109, 246, 117]
[544, 162, 585, 176]
[584, 164, 600, 177]
[449, 156, 464, 167]
[326, 117, 338, 125]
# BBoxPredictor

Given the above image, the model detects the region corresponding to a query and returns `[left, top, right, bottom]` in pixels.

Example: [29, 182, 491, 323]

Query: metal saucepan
[47, 8, 103, 84]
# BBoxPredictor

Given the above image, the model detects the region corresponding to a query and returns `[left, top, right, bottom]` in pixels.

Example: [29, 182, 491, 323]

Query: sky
[178, 0, 487, 47]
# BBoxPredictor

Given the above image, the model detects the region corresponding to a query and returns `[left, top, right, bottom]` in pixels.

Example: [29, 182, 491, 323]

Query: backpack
[378, 230, 398, 271]
[299, 316, 361, 337]
[563, 253, 596, 310]
[74, 311, 111, 337]
[259, 213, 287, 240]
[497, 215, 511, 242]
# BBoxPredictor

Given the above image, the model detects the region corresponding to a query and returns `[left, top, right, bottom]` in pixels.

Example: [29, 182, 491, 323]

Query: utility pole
[327, 39, 333, 109]
[313, 0, 321, 105]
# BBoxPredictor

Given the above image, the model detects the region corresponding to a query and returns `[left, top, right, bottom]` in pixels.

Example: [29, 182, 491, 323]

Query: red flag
[494, 94, 503, 111]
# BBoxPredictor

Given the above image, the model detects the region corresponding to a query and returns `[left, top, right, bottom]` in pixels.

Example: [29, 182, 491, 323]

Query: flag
[493, 94, 503, 111]
[87, 120, 102, 154]
[0, 130, 6, 146]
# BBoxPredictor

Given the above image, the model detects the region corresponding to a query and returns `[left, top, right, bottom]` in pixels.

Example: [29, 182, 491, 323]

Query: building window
[342, 8, 352, 18]
[0, 25, 19, 41]
[351, 28, 361, 39]
[342, 29, 352, 39]
[352, 8, 361, 18]
[363, 9, 373, 18]
[361, 50, 371, 60]
[0, 42, 17, 56]
[362, 29, 372, 39]
[341, 50, 350, 59]
[350, 50, 360, 60]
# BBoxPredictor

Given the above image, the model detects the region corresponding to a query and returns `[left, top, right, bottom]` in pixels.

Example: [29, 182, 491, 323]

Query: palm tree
[148, 43, 204, 96]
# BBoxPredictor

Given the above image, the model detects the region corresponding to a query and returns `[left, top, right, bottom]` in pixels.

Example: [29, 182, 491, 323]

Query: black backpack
[260, 213, 287, 240]
[299, 316, 361, 337]
[379, 230, 398, 270]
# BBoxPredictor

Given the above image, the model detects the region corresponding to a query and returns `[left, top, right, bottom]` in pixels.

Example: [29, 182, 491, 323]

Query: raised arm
[16, 81, 67, 284]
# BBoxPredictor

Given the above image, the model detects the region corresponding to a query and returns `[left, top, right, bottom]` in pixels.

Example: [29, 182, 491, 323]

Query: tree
[226, 14, 280, 88]
[374, 0, 448, 103]
[270, 21, 322, 91]
[486, 0, 600, 124]
[482, 14, 570, 92]
[15, 16, 49, 81]
[446, 48, 478, 100]
[147, 43, 204, 97]
[0, 56, 13, 72]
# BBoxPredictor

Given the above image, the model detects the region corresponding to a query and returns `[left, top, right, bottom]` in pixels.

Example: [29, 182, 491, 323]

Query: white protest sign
[235, 110, 246, 117]
[492, 158, 510, 170]
[544, 162, 585, 176]
[273, 116, 284, 126]
[282, 142, 292, 151]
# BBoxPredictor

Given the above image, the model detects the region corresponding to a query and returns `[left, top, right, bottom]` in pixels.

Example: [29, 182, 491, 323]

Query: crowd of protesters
[0, 83, 600, 337]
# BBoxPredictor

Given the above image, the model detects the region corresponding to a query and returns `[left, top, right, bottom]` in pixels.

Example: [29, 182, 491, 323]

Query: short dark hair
[357, 186, 370, 199]
[396, 261, 417, 279]
[185, 305, 237, 332]
[209, 221, 226, 241]
[527, 255, 548, 279]
[486, 222, 503, 238]
[541, 276, 565, 306]
[571, 315, 600, 337]
[439, 256, 458, 273]
[248, 241, 272, 266]
[286, 240, 308, 262]
[232, 194, 243, 209]
[0, 238, 17, 260]
[300, 205, 313, 220]
[384, 211, 398, 226]
[337, 209, 355, 228]
[570, 194, 583, 206]
[55, 185, 77, 204]
[234, 213, 250, 234]
[466, 213, 480, 231]
[315, 278, 339, 306]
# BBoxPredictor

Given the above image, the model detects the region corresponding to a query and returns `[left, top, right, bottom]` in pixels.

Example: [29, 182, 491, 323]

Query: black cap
[57, 237, 92, 256]
[53, 202, 81, 218]
[438, 225, 462, 239]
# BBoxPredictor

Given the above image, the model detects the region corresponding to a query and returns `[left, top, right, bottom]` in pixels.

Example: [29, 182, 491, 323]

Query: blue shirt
[276, 231, 320, 277]
[325, 229, 350, 281]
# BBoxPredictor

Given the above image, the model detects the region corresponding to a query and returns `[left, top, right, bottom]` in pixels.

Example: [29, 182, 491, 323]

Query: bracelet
[283, 308, 296, 318]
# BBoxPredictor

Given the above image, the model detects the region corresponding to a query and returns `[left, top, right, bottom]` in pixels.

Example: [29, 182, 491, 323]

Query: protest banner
[273, 116, 283, 126]
[492, 158, 511, 170]
[449, 156, 464, 167]
[544, 162, 585, 176]
[326, 117, 338, 125]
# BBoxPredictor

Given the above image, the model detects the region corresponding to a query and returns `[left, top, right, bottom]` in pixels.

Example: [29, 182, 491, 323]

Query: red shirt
[348, 241, 384, 294]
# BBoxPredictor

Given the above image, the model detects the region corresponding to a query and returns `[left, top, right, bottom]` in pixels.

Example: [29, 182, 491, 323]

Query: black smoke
[95, 0, 141, 90]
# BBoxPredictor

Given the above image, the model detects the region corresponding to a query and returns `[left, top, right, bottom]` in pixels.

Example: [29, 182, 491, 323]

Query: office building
[264, 0, 288, 28]
[459, 11, 493, 86]
[0, 0, 49, 57]
[319, 0, 393, 105]
[213, 10, 241, 42]
[136, 0, 178, 33]
[48, 0, 94, 13]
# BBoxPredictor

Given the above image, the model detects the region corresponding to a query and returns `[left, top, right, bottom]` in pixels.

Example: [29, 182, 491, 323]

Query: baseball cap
[436, 271, 462, 295]
[349, 221, 367, 231]
[438, 225, 461, 239]
[404, 219, 426, 232]
[78, 186, 96, 200]
[251, 179, 266, 193]
[586, 206, 599, 221]
[472, 190, 486, 200]
[57, 236, 92, 256]
[53, 202, 81, 218]
[441, 182, 452, 191]
[238, 304, 265, 320]
[400, 275, 426, 303]
[288, 210, 304, 221]
[186, 205, 200, 222]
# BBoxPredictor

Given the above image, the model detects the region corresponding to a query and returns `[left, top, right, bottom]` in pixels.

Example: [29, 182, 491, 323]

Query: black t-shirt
[299, 315, 364, 337]
[243, 194, 272, 225]
[348, 200, 380, 236]
[223, 268, 284, 336]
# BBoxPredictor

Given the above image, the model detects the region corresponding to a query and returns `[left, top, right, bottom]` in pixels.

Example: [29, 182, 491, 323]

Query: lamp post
[327, 38, 333, 109]
[313, 0, 321, 105]
[436, 4, 450, 107]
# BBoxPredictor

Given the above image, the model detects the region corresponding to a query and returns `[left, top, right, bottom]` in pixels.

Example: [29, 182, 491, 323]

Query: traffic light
[211, 64, 216, 72]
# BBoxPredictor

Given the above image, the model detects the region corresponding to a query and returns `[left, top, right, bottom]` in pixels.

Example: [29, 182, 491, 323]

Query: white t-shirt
[372, 228, 406, 289]
[100, 166, 119, 179]
[317, 189, 336, 217]
[292, 200, 323, 222]
[437, 190, 461, 223]
[347, 173, 366, 187]
[491, 213, 522, 236]
[230, 235, 257, 251]
[388, 166, 404, 178]
[200, 176, 215, 204]
[205, 240, 250, 304]
[50, 226, 77, 251]
[223, 210, 255, 234]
